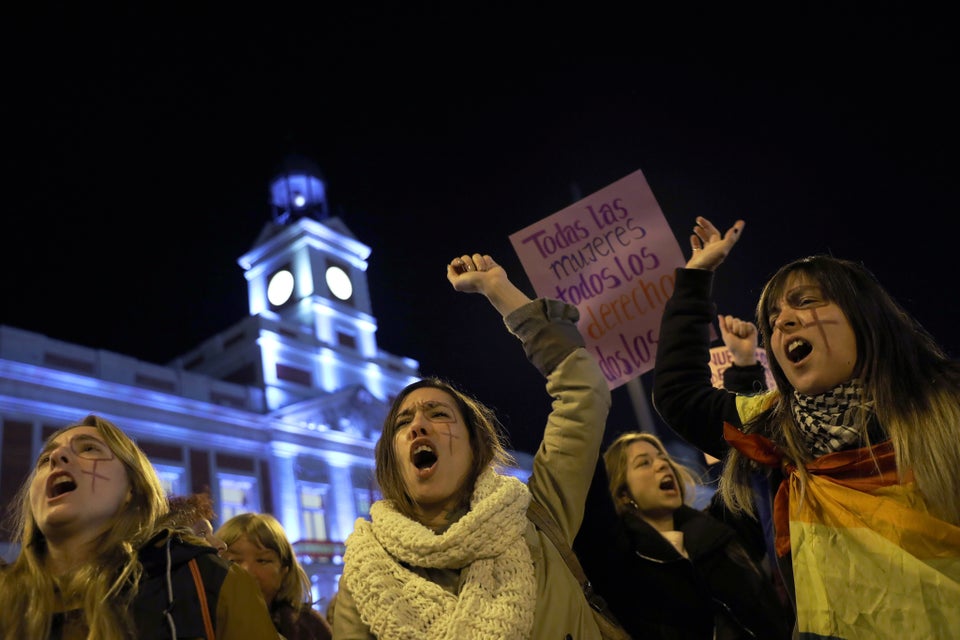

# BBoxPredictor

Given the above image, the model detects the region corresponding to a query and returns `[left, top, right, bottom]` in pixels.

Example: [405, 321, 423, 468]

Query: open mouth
[659, 476, 676, 492]
[48, 473, 77, 498]
[411, 444, 438, 471]
[786, 338, 813, 363]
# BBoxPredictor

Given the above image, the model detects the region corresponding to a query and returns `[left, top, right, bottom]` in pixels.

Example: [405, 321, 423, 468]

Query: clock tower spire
[235, 154, 418, 412]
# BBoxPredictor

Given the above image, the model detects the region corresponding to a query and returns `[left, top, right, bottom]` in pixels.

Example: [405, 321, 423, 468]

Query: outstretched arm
[651, 216, 750, 459]
[448, 252, 610, 547]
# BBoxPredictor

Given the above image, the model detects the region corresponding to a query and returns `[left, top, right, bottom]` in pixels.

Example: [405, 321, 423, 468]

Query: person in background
[599, 429, 792, 639]
[575, 311, 791, 636]
[0, 413, 279, 640]
[166, 491, 228, 555]
[333, 252, 612, 639]
[707, 313, 791, 611]
[652, 216, 960, 638]
[216, 512, 332, 640]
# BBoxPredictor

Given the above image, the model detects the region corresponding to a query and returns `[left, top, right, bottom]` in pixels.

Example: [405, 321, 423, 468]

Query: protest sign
[708, 346, 775, 390]
[509, 169, 685, 389]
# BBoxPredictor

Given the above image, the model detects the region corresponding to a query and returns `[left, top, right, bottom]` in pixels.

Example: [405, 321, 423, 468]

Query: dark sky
[6, 6, 959, 457]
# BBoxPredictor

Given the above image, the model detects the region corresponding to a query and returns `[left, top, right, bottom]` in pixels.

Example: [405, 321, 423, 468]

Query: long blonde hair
[719, 256, 960, 526]
[0, 414, 169, 640]
[603, 431, 700, 515]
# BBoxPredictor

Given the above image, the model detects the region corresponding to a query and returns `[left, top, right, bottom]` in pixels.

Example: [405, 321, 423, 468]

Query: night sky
[6, 6, 959, 457]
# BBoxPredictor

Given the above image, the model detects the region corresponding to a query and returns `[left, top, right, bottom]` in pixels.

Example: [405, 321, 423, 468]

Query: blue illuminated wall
[0, 158, 533, 608]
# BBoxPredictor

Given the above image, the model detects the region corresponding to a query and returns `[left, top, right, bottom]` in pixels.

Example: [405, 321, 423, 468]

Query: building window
[154, 464, 184, 497]
[134, 373, 176, 392]
[299, 483, 329, 540]
[276, 363, 312, 386]
[336, 331, 357, 349]
[353, 486, 381, 520]
[219, 474, 260, 520]
[351, 466, 380, 520]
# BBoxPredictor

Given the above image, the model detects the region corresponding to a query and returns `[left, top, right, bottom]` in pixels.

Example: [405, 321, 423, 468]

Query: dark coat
[606, 506, 792, 639]
[272, 601, 333, 640]
[574, 267, 795, 639]
[131, 531, 226, 638]
[40, 531, 277, 639]
[131, 531, 278, 640]
[576, 455, 793, 640]
[650, 268, 796, 610]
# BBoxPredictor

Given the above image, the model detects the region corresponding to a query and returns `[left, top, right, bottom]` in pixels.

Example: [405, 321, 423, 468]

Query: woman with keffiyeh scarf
[652, 217, 960, 639]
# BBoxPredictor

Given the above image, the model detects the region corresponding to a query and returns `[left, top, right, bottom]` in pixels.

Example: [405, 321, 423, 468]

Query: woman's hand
[686, 216, 745, 271]
[718, 314, 759, 366]
[447, 253, 531, 317]
[447, 253, 504, 293]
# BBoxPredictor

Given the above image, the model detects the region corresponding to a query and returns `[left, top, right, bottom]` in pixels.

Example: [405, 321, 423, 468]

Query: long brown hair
[374, 378, 515, 521]
[719, 255, 960, 525]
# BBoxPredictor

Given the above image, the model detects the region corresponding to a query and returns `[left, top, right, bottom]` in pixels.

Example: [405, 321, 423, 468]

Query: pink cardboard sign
[509, 169, 686, 389]
[708, 346, 776, 390]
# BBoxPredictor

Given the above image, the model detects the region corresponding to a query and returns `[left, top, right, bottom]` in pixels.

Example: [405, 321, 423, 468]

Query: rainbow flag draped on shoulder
[724, 422, 960, 639]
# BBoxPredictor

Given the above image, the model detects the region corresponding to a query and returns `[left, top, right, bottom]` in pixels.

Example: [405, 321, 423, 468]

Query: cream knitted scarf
[342, 468, 536, 640]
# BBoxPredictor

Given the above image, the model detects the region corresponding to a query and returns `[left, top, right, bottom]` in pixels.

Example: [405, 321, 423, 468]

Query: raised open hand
[686, 216, 745, 271]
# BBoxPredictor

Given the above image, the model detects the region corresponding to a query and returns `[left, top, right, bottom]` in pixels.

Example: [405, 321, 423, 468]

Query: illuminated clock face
[326, 265, 353, 300]
[267, 269, 295, 306]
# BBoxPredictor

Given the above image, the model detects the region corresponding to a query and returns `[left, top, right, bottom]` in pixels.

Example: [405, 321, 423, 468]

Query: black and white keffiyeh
[792, 379, 874, 457]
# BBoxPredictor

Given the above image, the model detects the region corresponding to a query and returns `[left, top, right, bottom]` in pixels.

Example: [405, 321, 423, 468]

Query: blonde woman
[217, 512, 332, 640]
[0, 414, 278, 640]
[599, 431, 791, 639]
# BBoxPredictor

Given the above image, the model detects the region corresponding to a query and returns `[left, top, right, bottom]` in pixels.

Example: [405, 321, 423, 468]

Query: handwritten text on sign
[708, 346, 776, 390]
[509, 169, 685, 389]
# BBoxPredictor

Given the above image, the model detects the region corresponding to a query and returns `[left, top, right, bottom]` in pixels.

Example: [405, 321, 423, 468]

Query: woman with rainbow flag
[652, 216, 960, 639]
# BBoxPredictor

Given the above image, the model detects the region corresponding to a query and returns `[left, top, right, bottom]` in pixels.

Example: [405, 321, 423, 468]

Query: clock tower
[234, 154, 419, 413]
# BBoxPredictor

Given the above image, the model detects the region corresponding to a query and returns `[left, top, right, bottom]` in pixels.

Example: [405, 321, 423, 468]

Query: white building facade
[0, 156, 532, 609]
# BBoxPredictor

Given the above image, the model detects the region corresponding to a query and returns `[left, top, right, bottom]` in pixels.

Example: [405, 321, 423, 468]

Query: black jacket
[44, 530, 277, 640]
[131, 531, 231, 639]
[574, 266, 795, 639]
[603, 506, 792, 639]
[575, 444, 792, 639]
[272, 601, 333, 640]
[650, 267, 796, 610]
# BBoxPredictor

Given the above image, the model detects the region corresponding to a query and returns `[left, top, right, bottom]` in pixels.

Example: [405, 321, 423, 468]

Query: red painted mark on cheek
[80, 461, 110, 492]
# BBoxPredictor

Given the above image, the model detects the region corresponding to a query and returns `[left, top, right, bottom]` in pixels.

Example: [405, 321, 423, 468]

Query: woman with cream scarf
[333, 252, 612, 639]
